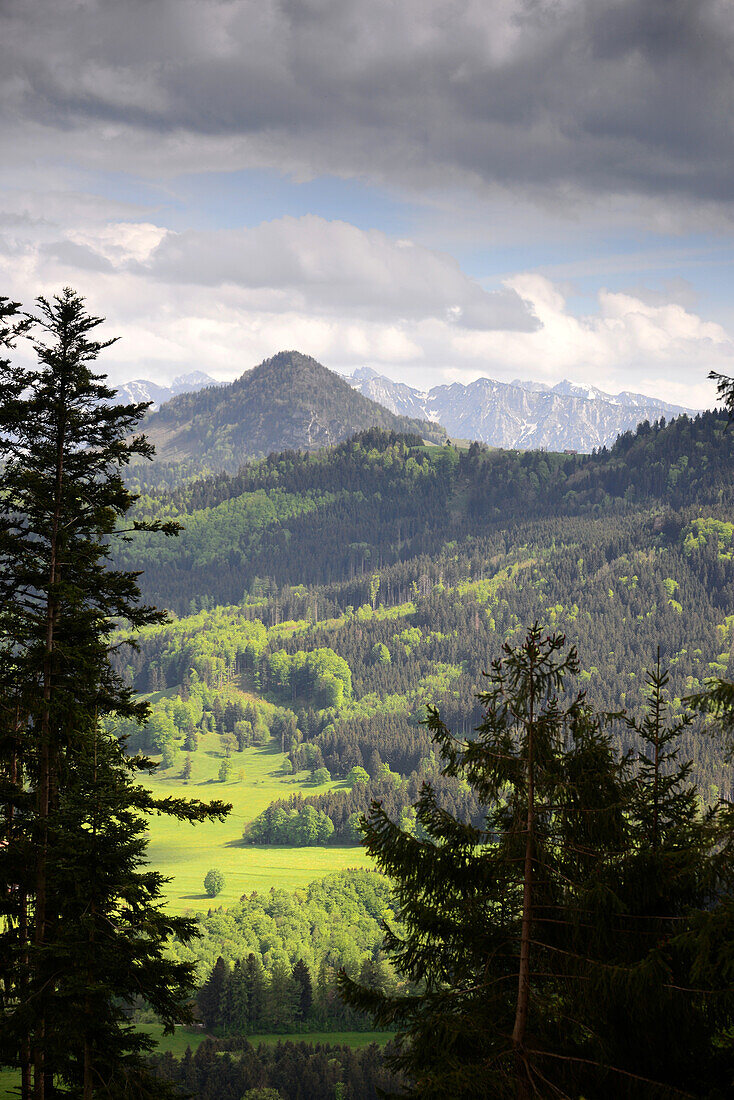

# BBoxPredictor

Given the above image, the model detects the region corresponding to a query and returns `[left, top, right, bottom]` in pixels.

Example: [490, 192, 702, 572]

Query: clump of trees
[245, 804, 334, 846]
[340, 625, 734, 1099]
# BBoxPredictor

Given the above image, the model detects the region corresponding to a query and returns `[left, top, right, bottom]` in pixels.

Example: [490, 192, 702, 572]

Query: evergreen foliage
[0, 288, 230, 1098]
[339, 627, 734, 1099]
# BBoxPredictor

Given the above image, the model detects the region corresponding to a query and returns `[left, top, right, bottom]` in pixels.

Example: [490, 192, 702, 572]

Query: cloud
[0, 211, 727, 407]
[2, 0, 734, 220]
[137, 216, 535, 329]
[446, 274, 731, 406]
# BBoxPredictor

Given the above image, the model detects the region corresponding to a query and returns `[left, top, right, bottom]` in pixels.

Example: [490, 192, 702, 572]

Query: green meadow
[144, 730, 373, 914]
[136, 1024, 392, 1055]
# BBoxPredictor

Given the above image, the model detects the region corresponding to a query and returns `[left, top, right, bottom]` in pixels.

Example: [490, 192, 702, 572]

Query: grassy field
[144, 731, 373, 913]
[137, 1023, 392, 1054]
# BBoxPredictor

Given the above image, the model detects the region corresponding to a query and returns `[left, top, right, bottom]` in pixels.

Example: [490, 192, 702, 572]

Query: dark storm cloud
[2, 0, 733, 205]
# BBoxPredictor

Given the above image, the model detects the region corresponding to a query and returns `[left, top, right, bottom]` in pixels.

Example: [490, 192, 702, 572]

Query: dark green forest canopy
[114, 413, 734, 801]
[121, 413, 733, 613]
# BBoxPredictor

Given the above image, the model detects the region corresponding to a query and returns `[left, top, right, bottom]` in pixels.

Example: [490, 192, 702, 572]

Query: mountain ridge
[349, 368, 695, 452]
[117, 371, 221, 410]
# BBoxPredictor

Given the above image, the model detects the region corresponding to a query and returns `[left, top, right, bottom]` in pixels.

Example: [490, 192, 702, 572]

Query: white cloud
[135, 216, 535, 330]
[0, 212, 728, 408]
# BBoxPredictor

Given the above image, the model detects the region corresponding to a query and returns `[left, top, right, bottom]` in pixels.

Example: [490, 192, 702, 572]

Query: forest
[2, 289, 733, 1099]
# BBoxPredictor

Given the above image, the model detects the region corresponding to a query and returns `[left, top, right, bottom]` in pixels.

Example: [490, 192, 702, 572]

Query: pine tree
[292, 959, 313, 1020]
[580, 658, 734, 1097]
[339, 625, 631, 1098]
[244, 954, 267, 1029]
[0, 288, 230, 1097]
[0, 295, 35, 1099]
[197, 958, 228, 1031]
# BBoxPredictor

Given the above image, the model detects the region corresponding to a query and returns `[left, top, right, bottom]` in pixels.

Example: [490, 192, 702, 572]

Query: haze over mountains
[347, 368, 695, 453]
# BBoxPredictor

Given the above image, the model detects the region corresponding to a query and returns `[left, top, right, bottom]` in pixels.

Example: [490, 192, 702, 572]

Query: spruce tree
[339, 625, 631, 1099]
[341, 636, 734, 1098]
[0, 288, 230, 1097]
[582, 658, 734, 1098]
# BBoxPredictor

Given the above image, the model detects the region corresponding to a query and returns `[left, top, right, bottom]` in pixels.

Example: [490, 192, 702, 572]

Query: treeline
[118, 412, 734, 614]
[195, 950, 394, 1033]
[244, 773, 485, 846]
[149, 1037, 400, 1100]
[169, 871, 397, 993]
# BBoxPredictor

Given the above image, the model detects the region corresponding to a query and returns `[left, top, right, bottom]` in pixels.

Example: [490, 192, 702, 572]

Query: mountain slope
[139, 352, 445, 475]
[349, 368, 694, 451]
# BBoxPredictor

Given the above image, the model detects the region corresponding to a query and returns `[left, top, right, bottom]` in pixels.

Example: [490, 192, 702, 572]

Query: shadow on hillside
[259, 739, 284, 757]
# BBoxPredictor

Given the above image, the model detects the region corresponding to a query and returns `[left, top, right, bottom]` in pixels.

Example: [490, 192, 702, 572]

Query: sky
[1, 0, 733, 408]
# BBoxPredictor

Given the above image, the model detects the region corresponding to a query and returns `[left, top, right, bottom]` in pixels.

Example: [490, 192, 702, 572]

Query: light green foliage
[346, 766, 370, 788]
[267, 647, 352, 708]
[146, 709, 176, 751]
[171, 870, 396, 980]
[683, 517, 734, 559]
[716, 614, 734, 647]
[218, 757, 232, 782]
[160, 740, 181, 770]
[393, 626, 422, 655]
[124, 487, 341, 572]
[204, 868, 225, 898]
[370, 642, 391, 665]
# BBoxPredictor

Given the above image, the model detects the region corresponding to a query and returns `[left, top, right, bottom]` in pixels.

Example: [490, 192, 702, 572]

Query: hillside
[349, 366, 694, 452]
[123, 412, 733, 615]
[118, 412, 734, 800]
[136, 351, 445, 479]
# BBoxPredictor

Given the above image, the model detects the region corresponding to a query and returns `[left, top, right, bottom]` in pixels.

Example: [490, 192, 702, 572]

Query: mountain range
[133, 351, 445, 478]
[347, 368, 694, 452]
[119, 357, 697, 481]
[117, 371, 221, 410]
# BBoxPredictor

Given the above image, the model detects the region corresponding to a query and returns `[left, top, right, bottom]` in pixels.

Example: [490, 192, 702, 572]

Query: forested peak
[243, 349, 344, 385]
[136, 349, 445, 481]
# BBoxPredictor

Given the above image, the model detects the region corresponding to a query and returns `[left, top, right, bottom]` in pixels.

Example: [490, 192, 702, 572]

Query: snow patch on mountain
[348, 370, 696, 453]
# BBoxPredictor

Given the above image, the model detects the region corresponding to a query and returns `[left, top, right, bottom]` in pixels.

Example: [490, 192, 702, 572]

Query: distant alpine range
[346, 367, 695, 453]
[118, 355, 697, 474]
[116, 371, 222, 410]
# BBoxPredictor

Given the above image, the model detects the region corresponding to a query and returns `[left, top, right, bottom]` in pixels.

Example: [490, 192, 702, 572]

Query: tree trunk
[34, 359, 68, 1100]
[512, 661, 536, 1100]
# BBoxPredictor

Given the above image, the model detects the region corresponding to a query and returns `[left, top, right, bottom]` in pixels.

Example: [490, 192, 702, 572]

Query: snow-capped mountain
[348, 368, 695, 453]
[116, 371, 221, 410]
